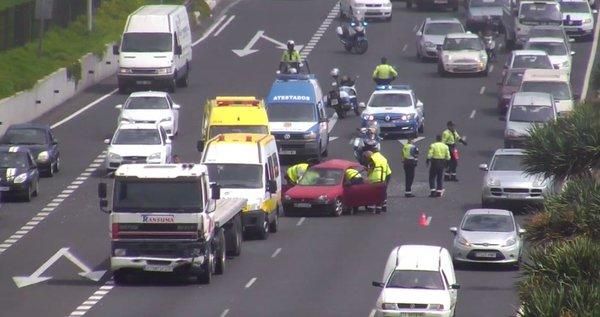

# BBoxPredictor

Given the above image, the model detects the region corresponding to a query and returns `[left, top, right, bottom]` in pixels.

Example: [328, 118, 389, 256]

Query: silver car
[480, 148, 552, 207]
[416, 18, 465, 60]
[450, 209, 525, 267]
[504, 92, 556, 148]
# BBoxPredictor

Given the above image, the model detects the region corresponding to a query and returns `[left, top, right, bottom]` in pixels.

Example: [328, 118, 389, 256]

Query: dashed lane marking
[581, 11, 600, 101]
[402, 44, 407, 52]
[299, 3, 339, 58]
[220, 309, 230, 317]
[67, 280, 114, 317]
[296, 217, 306, 226]
[489, 64, 494, 73]
[470, 110, 476, 119]
[479, 86, 486, 95]
[245, 277, 257, 288]
[0, 151, 106, 256]
[413, 24, 419, 32]
[271, 248, 282, 258]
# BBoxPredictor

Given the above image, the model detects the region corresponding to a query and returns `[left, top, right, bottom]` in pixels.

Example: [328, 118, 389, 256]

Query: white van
[113, 5, 192, 94]
[201, 134, 281, 240]
[519, 69, 575, 115]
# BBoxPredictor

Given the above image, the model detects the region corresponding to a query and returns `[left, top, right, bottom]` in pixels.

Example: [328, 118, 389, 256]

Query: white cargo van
[113, 5, 192, 94]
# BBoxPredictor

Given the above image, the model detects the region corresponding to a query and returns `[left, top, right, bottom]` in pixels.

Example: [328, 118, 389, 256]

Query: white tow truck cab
[98, 163, 246, 284]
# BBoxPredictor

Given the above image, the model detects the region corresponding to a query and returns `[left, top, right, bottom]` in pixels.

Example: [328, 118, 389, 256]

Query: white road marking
[328, 113, 338, 133]
[413, 24, 419, 31]
[398, 136, 426, 145]
[470, 110, 476, 119]
[271, 248, 282, 258]
[489, 64, 494, 73]
[213, 15, 235, 37]
[51, 89, 118, 129]
[581, 12, 600, 101]
[245, 277, 257, 288]
[402, 44, 407, 52]
[369, 309, 376, 317]
[479, 86, 486, 95]
[220, 309, 230, 317]
[193, 14, 228, 46]
[67, 280, 114, 317]
[299, 3, 339, 58]
[296, 217, 306, 226]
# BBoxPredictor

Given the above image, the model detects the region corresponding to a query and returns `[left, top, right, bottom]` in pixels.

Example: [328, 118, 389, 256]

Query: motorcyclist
[280, 40, 302, 73]
[342, 11, 364, 40]
[339, 75, 355, 87]
[480, 17, 496, 60]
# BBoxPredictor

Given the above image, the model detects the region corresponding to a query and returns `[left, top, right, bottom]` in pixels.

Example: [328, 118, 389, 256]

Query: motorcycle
[483, 34, 496, 62]
[326, 74, 360, 118]
[335, 20, 369, 55]
[352, 124, 381, 166]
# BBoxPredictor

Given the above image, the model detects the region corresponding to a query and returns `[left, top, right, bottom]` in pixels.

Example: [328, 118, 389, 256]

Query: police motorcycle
[335, 13, 368, 55]
[352, 120, 381, 166]
[325, 68, 360, 119]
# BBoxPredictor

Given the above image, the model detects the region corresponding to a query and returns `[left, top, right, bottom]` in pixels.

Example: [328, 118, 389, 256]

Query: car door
[416, 22, 425, 53]
[27, 153, 39, 182]
[343, 168, 386, 207]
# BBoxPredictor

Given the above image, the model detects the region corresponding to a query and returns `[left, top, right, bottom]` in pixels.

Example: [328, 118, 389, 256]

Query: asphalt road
[0, 0, 596, 316]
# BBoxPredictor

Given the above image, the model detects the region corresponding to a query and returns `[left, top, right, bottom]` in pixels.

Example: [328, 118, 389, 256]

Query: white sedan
[116, 91, 180, 137]
[339, 0, 392, 21]
[524, 37, 574, 75]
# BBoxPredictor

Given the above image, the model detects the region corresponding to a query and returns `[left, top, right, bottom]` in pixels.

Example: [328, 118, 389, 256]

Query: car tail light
[112, 223, 119, 239]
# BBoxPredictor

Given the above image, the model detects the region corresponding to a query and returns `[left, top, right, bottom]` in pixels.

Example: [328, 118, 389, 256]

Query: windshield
[267, 103, 316, 122]
[490, 154, 524, 171]
[2, 128, 46, 145]
[561, 2, 590, 12]
[470, 0, 504, 7]
[519, 3, 562, 23]
[521, 81, 571, 100]
[512, 55, 553, 69]
[462, 214, 515, 232]
[0, 152, 28, 168]
[386, 270, 445, 290]
[113, 180, 203, 212]
[443, 37, 484, 50]
[506, 71, 524, 87]
[113, 129, 161, 145]
[526, 42, 567, 55]
[369, 93, 413, 108]
[125, 97, 169, 110]
[121, 33, 172, 53]
[298, 168, 343, 186]
[206, 164, 263, 189]
[509, 105, 555, 122]
[424, 22, 464, 35]
[208, 126, 268, 139]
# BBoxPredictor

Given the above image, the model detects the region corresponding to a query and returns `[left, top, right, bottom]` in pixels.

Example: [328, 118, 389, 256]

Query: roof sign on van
[271, 95, 311, 101]
[216, 99, 260, 107]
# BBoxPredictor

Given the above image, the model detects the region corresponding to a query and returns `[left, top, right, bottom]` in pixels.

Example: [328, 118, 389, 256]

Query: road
[0, 0, 596, 316]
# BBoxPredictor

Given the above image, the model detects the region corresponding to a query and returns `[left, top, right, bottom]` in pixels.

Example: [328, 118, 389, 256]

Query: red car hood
[286, 185, 342, 199]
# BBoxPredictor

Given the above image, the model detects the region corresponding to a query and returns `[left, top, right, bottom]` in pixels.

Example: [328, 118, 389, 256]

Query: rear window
[512, 55, 553, 69]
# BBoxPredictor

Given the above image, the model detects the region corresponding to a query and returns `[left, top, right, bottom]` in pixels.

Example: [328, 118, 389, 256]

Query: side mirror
[336, 26, 343, 36]
[210, 183, 221, 200]
[359, 102, 366, 109]
[518, 228, 526, 235]
[450, 226, 458, 234]
[553, 65, 560, 69]
[570, 51, 575, 56]
[115, 104, 122, 109]
[451, 284, 461, 290]
[417, 100, 423, 107]
[479, 164, 489, 171]
[372, 281, 385, 288]
[98, 183, 107, 199]
[104, 138, 111, 144]
[175, 45, 183, 55]
[112, 44, 120, 55]
[197, 140, 204, 152]
[416, 31, 422, 36]
[267, 179, 277, 194]
[173, 104, 181, 110]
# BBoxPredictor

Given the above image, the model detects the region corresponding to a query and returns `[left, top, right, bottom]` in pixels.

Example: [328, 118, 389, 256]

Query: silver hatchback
[504, 92, 556, 148]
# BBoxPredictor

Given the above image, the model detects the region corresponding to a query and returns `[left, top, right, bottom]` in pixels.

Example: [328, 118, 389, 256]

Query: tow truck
[98, 163, 246, 284]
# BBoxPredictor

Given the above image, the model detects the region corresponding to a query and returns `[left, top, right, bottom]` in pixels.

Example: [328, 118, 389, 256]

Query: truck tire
[196, 244, 213, 284]
[268, 207, 279, 233]
[225, 214, 242, 256]
[256, 212, 270, 240]
[214, 230, 226, 275]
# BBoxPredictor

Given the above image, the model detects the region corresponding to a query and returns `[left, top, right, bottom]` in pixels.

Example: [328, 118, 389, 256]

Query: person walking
[402, 137, 419, 197]
[442, 121, 467, 181]
[426, 135, 450, 198]
[372, 57, 398, 86]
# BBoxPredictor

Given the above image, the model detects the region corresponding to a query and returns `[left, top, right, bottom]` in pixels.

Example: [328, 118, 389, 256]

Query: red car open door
[342, 168, 386, 207]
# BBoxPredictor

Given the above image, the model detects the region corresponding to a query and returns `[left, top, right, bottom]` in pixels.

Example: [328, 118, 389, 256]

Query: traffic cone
[419, 212, 429, 227]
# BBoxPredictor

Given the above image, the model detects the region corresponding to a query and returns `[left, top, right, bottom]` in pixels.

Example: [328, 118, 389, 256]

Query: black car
[0, 123, 60, 177]
[0, 146, 40, 201]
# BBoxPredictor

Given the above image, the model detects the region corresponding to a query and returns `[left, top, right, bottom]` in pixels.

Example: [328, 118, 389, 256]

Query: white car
[116, 91, 180, 137]
[523, 37, 574, 74]
[438, 32, 488, 76]
[104, 123, 172, 172]
[561, 0, 597, 39]
[339, 0, 392, 21]
[372, 245, 459, 317]
[502, 50, 554, 77]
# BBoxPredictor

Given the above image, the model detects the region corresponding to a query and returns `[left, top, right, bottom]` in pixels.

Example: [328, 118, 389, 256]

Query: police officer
[280, 40, 302, 73]
[402, 137, 419, 198]
[442, 121, 467, 182]
[285, 160, 316, 185]
[372, 57, 398, 86]
[363, 151, 392, 213]
[426, 135, 451, 198]
[345, 167, 363, 185]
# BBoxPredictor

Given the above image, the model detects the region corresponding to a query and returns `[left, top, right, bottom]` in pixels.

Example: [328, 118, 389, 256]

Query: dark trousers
[403, 161, 416, 193]
[374, 78, 393, 86]
[429, 159, 446, 191]
[447, 144, 457, 175]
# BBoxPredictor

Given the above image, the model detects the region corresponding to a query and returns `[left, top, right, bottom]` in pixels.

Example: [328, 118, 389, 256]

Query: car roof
[395, 245, 444, 271]
[313, 159, 362, 170]
[446, 32, 478, 39]
[512, 49, 549, 56]
[527, 37, 565, 43]
[116, 123, 160, 130]
[128, 91, 169, 98]
[465, 208, 513, 216]
[0, 145, 32, 153]
[372, 85, 413, 94]
[6, 123, 50, 130]
[425, 17, 461, 24]
[561, 0, 590, 4]
[513, 92, 554, 105]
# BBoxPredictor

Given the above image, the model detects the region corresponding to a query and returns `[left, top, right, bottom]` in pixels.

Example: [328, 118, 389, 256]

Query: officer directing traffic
[372, 57, 398, 86]
[426, 135, 450, 198]
[442, 121, 467, 181]
[402, 137, 419, 198]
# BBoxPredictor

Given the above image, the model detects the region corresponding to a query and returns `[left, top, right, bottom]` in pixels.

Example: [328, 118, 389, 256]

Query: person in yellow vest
[442, 121, 467, 182]
[285, 160, 316, 185]
[372, 57, 398, 86]
[344, 167, 363, 185]
[402, 137, 419, 198]
[363, 151, 392, 213]
[280, 40, 302, 73]
[426, 135, 451, 197]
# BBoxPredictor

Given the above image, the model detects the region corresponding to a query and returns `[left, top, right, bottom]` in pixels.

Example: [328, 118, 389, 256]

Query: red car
[283, 159, 386, 216]
[497, 68, 525, 114]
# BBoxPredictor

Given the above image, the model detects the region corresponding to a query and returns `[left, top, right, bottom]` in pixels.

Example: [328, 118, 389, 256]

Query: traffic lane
[570, 39, 594, 96]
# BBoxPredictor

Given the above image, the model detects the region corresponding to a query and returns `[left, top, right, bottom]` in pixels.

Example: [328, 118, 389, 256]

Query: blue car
[0, 146, 40, 201]
[1, 123, 60, 177]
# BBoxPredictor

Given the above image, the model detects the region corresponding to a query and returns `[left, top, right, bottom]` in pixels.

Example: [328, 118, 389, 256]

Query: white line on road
[426, 216, 432, 226]
[413, 24, 419, 31]
[479, 86, 486, 95]
[67, 280, 114, 316]
[299, 3, 339, 58]
[328, 113, 338, 133]
[213, 15, 235, 37]
[470, 110, 476, 119]
[369, 309, 376, 317]
[51, 89, 118, 129]
[489, 64, 494, 73]
[271, 248, 282, 258]
[245, 277, 257, 288]
[220, 309, 230, 317]
[296, 217, 306, 226]
[402, 44, 408, 52]
[193, 14, 227, 46]
[581, 12, 600, 101]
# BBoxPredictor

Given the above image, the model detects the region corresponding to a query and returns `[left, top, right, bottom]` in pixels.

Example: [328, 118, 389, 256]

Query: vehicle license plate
[294, 203, 311, 208]
[280, 150, 296, 155]
[330, 99, 339, 106]
[136, 80, 151, 85]
[475, 252, 497, 258]
[144, 265, 173, 272]
[0, 186, 9, 191]
[399, 313, 424, 317]
[506, 194, 523, 199]
[380, 123, 395, 127]
[434, 0, 447, 3]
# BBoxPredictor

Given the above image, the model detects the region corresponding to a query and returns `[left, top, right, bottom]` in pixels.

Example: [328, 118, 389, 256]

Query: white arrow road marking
[233, 30, 304, 57]
[260, 33, 304, 51]
[398, 136, 426, 145]
[13, 247, 105, 288]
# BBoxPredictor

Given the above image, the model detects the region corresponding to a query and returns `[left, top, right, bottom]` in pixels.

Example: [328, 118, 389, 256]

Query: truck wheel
[196, 244, 213, 284]
[225, 215, 242, 256]
[268, 207, 279, 233]
[168, 75, 176, 93]
[256, 212, 270, 240]
[214, 230, 226, 275]
[176, 64, 190, 87]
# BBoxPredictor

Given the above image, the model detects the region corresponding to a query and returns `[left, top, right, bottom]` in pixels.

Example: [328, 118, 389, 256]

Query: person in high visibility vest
[402, 137, 419, 198]
[280, 40, 302, 73]
[363, 151, 392, 213]
[442, 121, 467, 182]
[426, 134, 450, 198]
[344, 168, 363, 185]
[372, 57, 398, 86]
[285, 160, 316, 185]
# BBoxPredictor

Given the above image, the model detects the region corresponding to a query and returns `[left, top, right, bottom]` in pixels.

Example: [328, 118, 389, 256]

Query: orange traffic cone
[419, 212, 429, 227]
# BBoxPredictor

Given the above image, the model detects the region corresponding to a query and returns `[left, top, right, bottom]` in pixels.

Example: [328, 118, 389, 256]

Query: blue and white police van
[361, 85, 425, 138]
[266, 74, 330, 160]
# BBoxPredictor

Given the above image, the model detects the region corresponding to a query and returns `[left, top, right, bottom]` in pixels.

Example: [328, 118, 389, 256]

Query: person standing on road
[363, 151, 392, 213]
[402, 137, 419, 198]
[442, 121, 467, 182]
[372, 57, 398, 86]
[427, 135, 450, 198]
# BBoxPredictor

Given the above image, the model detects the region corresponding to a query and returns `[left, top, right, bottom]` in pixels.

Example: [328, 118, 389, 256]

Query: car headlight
[108, 152, 121, 161]
[160, 117, 172, 122]
[503, 93, 513, 100]
[119, 67, 132, 74]
[384, 1, 392, 7]
[156, 67, 172, 74]
[561, 60, 570, 68]
[400, 113, 415, 121]
[147, 152, 162, 162]
[114, 248, 126, 256]
[13, 173, 28, 184]
[304, 131, 317, 140]
[443, 54, 451, 62]
[584, 18, 592, 24]
[423, 41, 435, 48]
[533, 177, 548, 187]
[284, 194, 292, 201]
[381, 303, 398, 310]
[317, 194, 328, 202]
[503, 237, 517, 247]
[429, 304, 445, 310]
[37, 151, 50, 163]
[457, 235, 471, 246]
[487, 177, 500, 186]
[505, 128, 520, 137]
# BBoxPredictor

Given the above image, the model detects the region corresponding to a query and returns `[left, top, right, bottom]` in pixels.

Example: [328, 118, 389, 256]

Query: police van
[266, 73, 330, 160]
